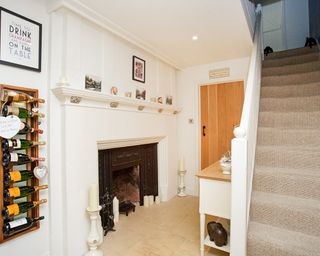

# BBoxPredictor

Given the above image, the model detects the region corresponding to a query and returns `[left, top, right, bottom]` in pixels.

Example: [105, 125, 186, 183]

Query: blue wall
[309, 0, 320, 41]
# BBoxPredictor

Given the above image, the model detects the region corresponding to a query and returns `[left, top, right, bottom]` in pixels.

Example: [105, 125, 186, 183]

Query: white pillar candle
[149, 195, 154, 206]
[113, 197, 119, 223]
[179, 158, 185, 171]
[144, 195, 149, 207]
[155, 196, 160, 204]
[89, 183, 99, 210]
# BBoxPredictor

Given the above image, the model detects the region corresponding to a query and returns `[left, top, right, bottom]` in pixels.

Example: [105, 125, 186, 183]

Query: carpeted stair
[247, 46, 320, 256]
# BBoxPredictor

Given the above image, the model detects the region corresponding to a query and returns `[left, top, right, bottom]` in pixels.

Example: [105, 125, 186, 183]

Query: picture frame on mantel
[132, 55, 145, 83]
[0, 7, 42, 72]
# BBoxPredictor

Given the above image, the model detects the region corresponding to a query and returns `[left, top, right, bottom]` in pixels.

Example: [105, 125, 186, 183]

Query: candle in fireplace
[89, 183, 99, 210]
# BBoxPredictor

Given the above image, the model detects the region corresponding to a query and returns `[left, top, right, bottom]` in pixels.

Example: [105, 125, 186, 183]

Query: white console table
[196, 161, 231, 256]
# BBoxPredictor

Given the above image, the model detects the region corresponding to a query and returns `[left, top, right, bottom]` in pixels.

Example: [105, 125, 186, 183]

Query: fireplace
[112, 165, 140, 203]
[98, 143, 158, 228]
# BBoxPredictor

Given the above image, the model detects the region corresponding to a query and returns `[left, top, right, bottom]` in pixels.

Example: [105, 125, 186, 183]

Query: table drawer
[199, 178, 231, 219]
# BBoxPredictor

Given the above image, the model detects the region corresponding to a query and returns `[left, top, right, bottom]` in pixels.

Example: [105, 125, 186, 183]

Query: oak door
[200, 81, 244, 169]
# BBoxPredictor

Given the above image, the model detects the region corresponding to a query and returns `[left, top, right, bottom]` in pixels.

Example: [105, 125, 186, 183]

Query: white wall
[0, 1, 50, 256]
[262, 0, 309, 51]
[176, 57, 250, 196]
[284, 0, 309, 49]
[49, 6, 178, 256]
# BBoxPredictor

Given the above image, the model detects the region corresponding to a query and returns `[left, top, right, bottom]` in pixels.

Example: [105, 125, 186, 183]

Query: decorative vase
[207, 221, 228, 247]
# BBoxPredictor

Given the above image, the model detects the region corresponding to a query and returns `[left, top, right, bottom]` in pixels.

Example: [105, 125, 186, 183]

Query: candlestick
[89, 184, 99, 210]
[178, 169, 187, 197]
[85, 206, 103, 256]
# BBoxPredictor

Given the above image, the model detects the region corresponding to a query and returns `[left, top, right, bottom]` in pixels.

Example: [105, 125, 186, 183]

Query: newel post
[230, 128, 248, 256]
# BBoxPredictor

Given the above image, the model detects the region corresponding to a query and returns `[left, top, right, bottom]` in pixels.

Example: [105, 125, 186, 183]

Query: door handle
[202, 125, 206, 136]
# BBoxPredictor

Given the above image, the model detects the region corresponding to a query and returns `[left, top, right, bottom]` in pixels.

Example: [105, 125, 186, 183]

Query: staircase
[247, 47, 320, 256]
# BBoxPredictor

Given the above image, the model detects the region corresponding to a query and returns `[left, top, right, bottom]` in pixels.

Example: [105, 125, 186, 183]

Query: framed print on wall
[0, 7, 42, 72]
[132, 55, 145, 83]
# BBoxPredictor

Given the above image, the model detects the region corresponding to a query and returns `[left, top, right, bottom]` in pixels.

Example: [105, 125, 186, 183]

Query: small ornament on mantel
[178, 158, 187, 197]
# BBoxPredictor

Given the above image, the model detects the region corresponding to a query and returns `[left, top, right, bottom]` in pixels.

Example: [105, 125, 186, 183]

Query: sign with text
[0, 7, 42, 72]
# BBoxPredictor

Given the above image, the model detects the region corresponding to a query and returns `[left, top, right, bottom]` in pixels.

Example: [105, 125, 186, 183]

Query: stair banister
[230, 5, 262, 256]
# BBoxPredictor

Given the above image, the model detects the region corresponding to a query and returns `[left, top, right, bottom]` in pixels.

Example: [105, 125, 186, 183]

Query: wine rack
[0, 84, 46, 243]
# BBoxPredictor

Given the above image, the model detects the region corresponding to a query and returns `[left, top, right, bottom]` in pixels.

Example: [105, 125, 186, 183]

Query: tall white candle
[113, 197, 119, 223]
[89, 183, 99, 210]
[179, 158, 185, 171]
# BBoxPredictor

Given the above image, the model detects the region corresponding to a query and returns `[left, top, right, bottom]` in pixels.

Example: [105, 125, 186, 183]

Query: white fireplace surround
[97, 136, 168, 202]
[97, 136, 165, 149]
[50, 88, 177, 256]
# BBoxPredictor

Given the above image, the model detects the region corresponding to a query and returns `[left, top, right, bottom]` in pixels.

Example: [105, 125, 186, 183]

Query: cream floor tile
[102, 196, 230, 256]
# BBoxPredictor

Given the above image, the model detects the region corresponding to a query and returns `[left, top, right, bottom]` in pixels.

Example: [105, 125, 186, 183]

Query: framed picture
[132, 56, 145, 83]
[85, 74, 101, 92]
[0, 7, 42, 72]
[136, 89, 146, 100]
[166, 95, 173, 105]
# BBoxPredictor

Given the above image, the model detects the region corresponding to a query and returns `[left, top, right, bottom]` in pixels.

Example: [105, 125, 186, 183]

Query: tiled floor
[101, 196, 229, 256]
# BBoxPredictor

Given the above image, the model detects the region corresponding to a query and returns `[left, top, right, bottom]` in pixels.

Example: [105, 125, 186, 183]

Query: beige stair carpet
[247, 47, 320, 256]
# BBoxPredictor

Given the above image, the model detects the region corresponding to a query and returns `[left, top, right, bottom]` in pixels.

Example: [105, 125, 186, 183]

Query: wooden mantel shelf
[196, 161, 231, 182]
[52, 86, 181, 115]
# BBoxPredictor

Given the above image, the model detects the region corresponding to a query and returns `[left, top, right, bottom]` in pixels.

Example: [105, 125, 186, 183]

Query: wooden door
[200, 81, 244, 169]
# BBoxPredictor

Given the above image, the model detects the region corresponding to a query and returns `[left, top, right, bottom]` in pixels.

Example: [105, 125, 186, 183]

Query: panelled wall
[49, 6, 179, 256]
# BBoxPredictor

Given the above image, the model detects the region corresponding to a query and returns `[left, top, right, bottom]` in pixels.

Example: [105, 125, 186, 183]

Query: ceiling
[65, 0, 253, 69]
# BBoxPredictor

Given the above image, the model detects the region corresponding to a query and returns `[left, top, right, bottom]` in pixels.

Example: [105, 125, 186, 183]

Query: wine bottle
[2, 199, 47, 219]
[2, 138, 46, 151]
[4, 185, 48, 202]
[4, 170, 36, 186]
[19, 121, 43, 134]
[3, 216, 45, 236]
[2, 105, 45, 118]
[0, 89, 45, 103]
[2, 152, 45, 167]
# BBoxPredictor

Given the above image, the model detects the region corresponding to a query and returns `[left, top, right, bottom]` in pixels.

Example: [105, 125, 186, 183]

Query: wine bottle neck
[31, 112, 45, 118]
[33, 141, 46, 146]
[30, 157, 46, 162]
[33, 199, 47, 207]
[34, 185, 48, 191]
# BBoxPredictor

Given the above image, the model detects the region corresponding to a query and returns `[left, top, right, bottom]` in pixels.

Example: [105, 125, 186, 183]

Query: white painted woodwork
[52, 87, 180, 115]
[231, 6, 262, 256]
[199, 179, 231, 219]
[97, 136, 165, 150]
[197, 162, 231, 255]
